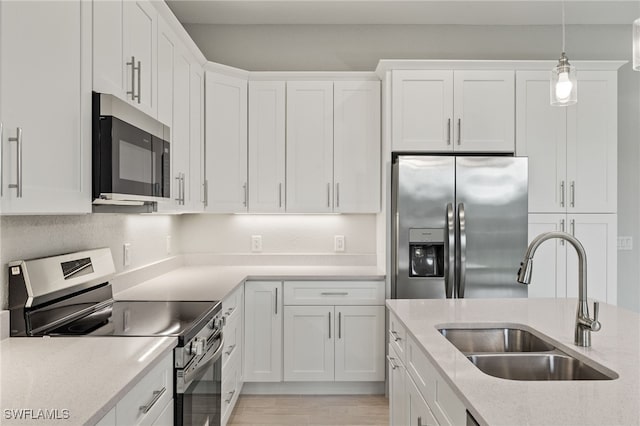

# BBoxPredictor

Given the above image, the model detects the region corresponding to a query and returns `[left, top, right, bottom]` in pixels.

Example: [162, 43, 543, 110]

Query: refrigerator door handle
[457, 203, 467, 298]
[445, 203, 455, 298]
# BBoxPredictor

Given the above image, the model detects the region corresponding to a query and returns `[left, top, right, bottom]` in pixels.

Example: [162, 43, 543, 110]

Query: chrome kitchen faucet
[517, 231, 601, 347]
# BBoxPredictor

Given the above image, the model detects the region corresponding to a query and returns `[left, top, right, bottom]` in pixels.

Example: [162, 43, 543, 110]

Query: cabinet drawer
[221, 353, 241, 425]
[283, 280, 384, 305]
[388, 311, 407, 364]
[222, 309, 241, 368]
[116, 352, 173, 426]
[222, 284, 243, 321]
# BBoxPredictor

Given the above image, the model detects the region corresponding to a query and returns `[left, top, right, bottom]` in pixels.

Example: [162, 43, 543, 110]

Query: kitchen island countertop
[386, 298, 640, 426]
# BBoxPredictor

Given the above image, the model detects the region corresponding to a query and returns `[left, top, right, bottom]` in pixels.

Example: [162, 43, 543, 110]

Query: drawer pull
[225, 344, 236, 356]
[386, 355, 399, 370]
[390, 330, 401, 342]
[224, 390, 236, 404]
[139, 387, 166, 414]
[320, 292, 349, 296]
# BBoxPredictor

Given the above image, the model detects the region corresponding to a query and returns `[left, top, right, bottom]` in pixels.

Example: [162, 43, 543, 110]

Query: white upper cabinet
[516, 70, 617, 214]
[156, 19, 174, 127]
[248, 81, 286, 213]
[189, 64, 205, 211]
[391, 70, 514, 152]
[334, 81, 381, 213]
[122, 0, 157, 117]
[93, 0, 125, 98]
[205, 71, 248, 213]
[0, 0, 91, 214]
[172, 47, 192, 210]
[454, 70, 515, 152]
[391, 70, 453, 151]
[286, 81, 334, 213]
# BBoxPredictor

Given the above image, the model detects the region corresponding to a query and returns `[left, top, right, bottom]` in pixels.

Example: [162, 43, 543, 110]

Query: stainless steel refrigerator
[392, 155, 528, 299]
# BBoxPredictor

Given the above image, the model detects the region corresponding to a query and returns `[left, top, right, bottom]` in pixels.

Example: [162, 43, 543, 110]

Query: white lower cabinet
[244, 281, 283, 382]
[95, 352, 173, 426]
[222, 352, 242, 426]
[221, 284, 244, 426]
[388, 311, 467, 426]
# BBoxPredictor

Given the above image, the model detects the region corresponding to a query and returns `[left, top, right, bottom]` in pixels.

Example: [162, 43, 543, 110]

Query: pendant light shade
[551, 0, 577, 106]
[634, 17, 640, 71]
[551, 52, 577, 106]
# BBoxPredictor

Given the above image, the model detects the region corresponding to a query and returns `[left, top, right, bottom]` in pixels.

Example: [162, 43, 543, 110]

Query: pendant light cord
[561, 0, 566, 53]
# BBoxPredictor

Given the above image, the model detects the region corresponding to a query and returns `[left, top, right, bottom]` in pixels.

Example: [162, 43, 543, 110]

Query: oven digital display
[61, 257, 94, 280]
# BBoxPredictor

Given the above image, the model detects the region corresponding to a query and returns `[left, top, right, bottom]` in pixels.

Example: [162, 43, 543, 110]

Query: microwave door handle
[457, 203, 467, 298]
[445, 203, 455, 298]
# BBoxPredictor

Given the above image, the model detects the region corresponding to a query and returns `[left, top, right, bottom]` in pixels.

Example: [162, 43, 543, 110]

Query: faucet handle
[591, 302, 601, 332]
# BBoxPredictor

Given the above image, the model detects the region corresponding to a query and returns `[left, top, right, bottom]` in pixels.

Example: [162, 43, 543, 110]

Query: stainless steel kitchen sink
[438, 327, 556, 353]
[467, 353, 617, 381]
[437, 326, 617, 381]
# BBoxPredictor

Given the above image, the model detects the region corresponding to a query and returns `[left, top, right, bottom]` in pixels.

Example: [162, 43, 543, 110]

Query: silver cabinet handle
[327, 182, 331, 208]
[126, 56, 135, 100]
[390, 330, 401, 342]
[457, 118, 461, 145]
[457, 203, 467, 298]
[203, 180, 208, 207]
[386, 355, 399, 370]
[320, 292, 348, 296]
[279, 182, 282, 208]
[225, 344, 236, 356]
[570, 181, 575, 207]
[182, 174, 186, 204]
[328, 311, 332, 339]
[336, 182, 340, 208]
[338, 311, 342, 339]
[445, 203, 455, 298]
[224, 390, 236, 404]
[137, 60, 142, 103]
[8, 127, 22, 198]
[139, 387, 166, 414]
[175, 175, 182, 203]
[274, 287, 278, 315]
[560, 219, 565, 245]
[446, 118, 451, 145]
[570, 219, 575, 236]
[0, 122, 4, 196]
[243, 182, 247, 207]
[560, 181, 565, 208]
[418, 416, 423, 426]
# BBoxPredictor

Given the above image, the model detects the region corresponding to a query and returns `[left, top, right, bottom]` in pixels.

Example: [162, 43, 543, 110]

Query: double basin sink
[438, 327, 617, 381]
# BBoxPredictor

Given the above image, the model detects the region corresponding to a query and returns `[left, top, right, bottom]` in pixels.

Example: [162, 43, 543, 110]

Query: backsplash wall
[0, 214, 178, 310]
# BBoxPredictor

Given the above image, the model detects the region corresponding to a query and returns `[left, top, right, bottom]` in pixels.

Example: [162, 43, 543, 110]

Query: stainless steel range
[8, 248, 223, 426]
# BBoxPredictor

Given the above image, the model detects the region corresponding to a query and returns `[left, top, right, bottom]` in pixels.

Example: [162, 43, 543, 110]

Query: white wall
[185, 23, 640, 312]
[0, 214, 178, 309]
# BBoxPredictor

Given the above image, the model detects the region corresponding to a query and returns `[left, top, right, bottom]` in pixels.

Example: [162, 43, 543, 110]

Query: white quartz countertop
[386, 298, 640, 426]
[116, 265, 384, 301]
[0, 336, 176, 425]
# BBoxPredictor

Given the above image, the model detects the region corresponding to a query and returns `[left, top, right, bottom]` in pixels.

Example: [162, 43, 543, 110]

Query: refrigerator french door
[392, 155, 528, 299]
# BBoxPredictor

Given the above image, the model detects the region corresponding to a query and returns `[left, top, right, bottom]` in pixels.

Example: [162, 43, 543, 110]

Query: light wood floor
[227, 395, 389, 426]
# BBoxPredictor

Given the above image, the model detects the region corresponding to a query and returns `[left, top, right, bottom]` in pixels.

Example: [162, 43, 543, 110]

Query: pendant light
[551, 0, 577, 106]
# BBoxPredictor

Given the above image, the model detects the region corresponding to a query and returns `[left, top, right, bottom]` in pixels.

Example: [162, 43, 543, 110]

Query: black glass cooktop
[48, 300, 221, 345]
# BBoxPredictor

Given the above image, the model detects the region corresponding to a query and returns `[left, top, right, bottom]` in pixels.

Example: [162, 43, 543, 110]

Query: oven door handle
[177, 337, 224, 393]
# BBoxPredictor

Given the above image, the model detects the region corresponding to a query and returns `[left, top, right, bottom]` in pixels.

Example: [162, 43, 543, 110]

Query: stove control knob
[211, 316, 224, 330]
[191, 337, 206, 356]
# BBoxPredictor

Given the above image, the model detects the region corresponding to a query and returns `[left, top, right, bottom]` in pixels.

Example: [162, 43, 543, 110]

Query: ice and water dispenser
[409, 228, 445, 278]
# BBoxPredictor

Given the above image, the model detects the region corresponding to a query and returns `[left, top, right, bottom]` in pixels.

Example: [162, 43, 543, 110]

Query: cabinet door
[566, 214, 617, 304]
[334, 306, 385, 381]
[406, 374, 439, 426]
[388, 346, 407, 426]
[156, 20, 174, 127]
[391, 70, 453, 152]
[244, 281, 282, 382]
[283, 306, 334, 381]
[566, 71, 617, 213]
[286, 81, 334, 213]
[334, 81, 381, 213]
[0, 0, 91, 214]
[248, 81, 286, 213]
[172, 48, 191, 210]
[516, 71, 568, 213]
[205, 72, 248, 213]
[122, 0, 157, 117]
[527, 214, 568, 298]
[93, 0, 124, 98]
[454, 70, 515, 152]
[189, 64, 205, 211]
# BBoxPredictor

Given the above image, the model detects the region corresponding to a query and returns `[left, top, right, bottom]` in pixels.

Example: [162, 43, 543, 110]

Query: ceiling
[166, 0, 639, 25]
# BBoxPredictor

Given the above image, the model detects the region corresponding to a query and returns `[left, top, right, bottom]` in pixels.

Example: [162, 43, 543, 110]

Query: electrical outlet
[251, 235, 263, 252]
[617, 236, 633, 251]
[123, 243, 131, 267]
[166, 236, 172, 255]
[334, 235, 345, 252]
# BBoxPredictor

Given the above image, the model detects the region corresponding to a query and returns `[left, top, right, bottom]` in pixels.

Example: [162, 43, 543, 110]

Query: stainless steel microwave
[92, 92, 170, 205]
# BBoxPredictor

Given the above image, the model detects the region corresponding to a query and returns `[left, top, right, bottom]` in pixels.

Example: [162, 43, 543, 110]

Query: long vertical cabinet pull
[175, 175, 182, 204]
[327, 183, 330, 208]
[328, 311, 331, 339]
[338, 312, 342, 339]
[136, 60, 142, 103]
[243, 182, 248, 207]
[126, 56, 136, 101]
[8, 127, 23, 198]
[570, 181, 575, 207]
[560, 219, 565, 245]
[274, 287, 278, 315]
[560, 181, 565, 208]
[336, 183, 340, 208]
[278, 183, 282, 208]
[203, 180, 208, 207]
[417, 416, 423, 426]
[446, 118, 451, 145]
[0, 122, 3, 196]
[457, 119, 461, 145]
[570, 219, 576, 236]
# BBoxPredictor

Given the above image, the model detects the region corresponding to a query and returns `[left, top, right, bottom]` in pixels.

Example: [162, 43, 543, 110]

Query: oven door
[175, 335, 223, 426]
